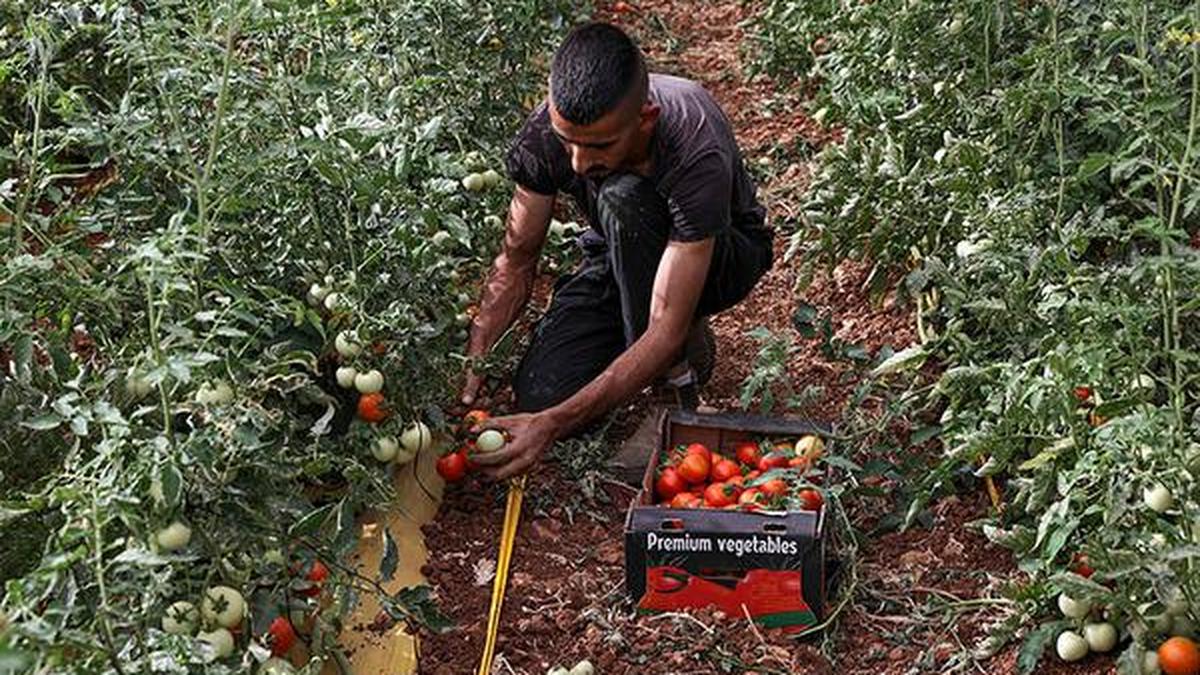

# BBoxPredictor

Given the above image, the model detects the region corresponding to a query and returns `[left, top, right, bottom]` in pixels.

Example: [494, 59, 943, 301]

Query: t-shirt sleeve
[666, 150, 732, 242]
[504, 105, 562, 196]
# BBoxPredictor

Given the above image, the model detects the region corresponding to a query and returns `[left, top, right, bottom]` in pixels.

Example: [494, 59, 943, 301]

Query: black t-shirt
[505, 74, 771, 244]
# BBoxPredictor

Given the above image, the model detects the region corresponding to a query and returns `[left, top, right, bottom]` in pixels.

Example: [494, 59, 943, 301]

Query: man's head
[549, 22, 659, 180]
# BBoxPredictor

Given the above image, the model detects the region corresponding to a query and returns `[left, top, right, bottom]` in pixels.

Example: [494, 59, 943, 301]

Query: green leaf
[1017, 621, 1061, 675]
[159, 464, 183, 510]
[20, 414, 62, 431]
[289, 504, 335, 537]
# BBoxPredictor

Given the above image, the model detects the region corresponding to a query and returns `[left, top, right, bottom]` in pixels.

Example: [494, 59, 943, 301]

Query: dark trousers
[513, 174, 772, 413]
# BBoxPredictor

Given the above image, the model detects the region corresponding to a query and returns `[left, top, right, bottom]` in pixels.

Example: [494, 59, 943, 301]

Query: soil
[409, 1, 1116, 674]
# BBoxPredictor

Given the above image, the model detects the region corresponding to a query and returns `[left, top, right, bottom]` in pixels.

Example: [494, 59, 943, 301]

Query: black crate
[624, 409, 833, 631]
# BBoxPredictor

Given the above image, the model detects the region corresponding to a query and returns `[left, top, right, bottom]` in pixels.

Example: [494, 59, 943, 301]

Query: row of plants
[0, 0, 580, 672]
[750, 0, 1199, 672]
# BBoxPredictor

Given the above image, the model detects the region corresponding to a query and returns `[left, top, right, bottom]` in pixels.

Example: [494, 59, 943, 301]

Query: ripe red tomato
[757, 455, 790, 472]
[788, 456, 809, 469]
[1071, 552, 1095, 578]
[796, 488, 824, 511]
[738, 488, 765, 505]
[711, 459, 741, 483]
[655, 467, 686, 502]
[357, 392, 389, 423]
[704, 482, 738, 508]
[677, 453, 711, 484]
[745, 470, 761, 481]
[670, 492, 702, 509]
[296, 560, 329, 598]
[267, 616, 297, 656]
[685, 442, 712, 461]
[436, 450, 468, 482]
[1073, 386, 1092, 402]
[760, 479, 788, 498]
[734, 441, 761, 467]
[462, 409, 490, 429]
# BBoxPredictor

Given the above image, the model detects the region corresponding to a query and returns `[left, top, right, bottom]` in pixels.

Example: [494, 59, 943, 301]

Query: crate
[623, 409, 833, 631]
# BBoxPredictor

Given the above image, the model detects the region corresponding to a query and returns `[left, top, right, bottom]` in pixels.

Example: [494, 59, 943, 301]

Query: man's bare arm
[545, 237, 715, 435]
[461, 186, 555, 405]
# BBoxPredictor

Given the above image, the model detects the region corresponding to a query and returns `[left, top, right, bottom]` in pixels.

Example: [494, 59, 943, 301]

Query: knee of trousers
[595, 173, 669, 240]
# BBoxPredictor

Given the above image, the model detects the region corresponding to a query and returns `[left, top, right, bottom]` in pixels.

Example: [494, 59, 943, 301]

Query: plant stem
[91, 496, 128, 675]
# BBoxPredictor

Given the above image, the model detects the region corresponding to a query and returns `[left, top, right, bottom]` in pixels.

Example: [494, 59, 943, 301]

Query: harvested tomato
[356, 392, 389, 423]
[266, 616, 297, 656]
[796, 488, 824, 510]
[677, 453, 711, 484]
[1073, 386, 1092, 402]
[757, 455, 790, 471]
[734, 441, 761, 467]
[760, 479, 788, 498]
[295, 560, 329, 598]
[704, 482, 739, 508]
[655, 467, 686, 502]
[788, 456, 809, 469]
[745, 470, 761, 481]
[739, 488, 765, 505]
[772, 441, 794, 455]
[436, 450, 468, 482]
[1070, 552, 1095, 579]
[727, 475, 745, 489]
[711, 459, 741, 483]
[670, 492, 702, 509]
[462, 409, 490, 429]
[685, 443, 712, 461]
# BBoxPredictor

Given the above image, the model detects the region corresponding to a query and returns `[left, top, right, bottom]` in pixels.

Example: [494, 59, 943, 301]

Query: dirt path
[414, 1, 1112, 673]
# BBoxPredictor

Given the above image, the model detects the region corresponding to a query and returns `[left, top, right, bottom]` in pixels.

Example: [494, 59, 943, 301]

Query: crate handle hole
[762, 522, 789, 534]
[660, 519, 684, 531]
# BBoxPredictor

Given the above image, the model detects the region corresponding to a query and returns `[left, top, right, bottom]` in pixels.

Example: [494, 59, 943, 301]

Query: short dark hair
[549, 22, 647, 125]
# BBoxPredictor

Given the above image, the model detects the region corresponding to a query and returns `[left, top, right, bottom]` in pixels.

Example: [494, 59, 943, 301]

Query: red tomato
[677, 453, 711, 484]
[356, 392, 389, 423]
[772, 441, 794, 455]
[711, 459, 741, 483]
[685, 443, 712, 461]
[760, 479, 788, 498]
[267, 616, 297, 656]
[788, 457, 809, 469]
[727, 475, 745, 489]
[1073, 386, 1092, 402]
[734, 441, 761, 467]
[757, 455, 790, 472]
[796, 488, 824, 510]
[1071, 552, 1095, 579]
[670, 492, 702, 509]
[745, 470, 761, 481]
[704, 482, 738, 508]
[655, 467, 686, 502]
[436, 450, 468, 482]
[296, 560, 329, 598]
[738, 488, 765, 505]
[462, 409, 490, 429]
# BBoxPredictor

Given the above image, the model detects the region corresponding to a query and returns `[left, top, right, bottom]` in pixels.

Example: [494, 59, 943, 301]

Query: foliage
[751, 0, 1200, 669]
[0, 0, 578, 671]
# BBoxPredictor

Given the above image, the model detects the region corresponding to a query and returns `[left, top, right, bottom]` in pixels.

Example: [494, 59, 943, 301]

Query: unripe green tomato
[483, 214, 503, 228]
[1144, 651, 1161, 674]
[335, 331, 362, 358]
[1144, 484, 1173, 513]
[1083, 622, 1117, 652]
[259, 657, 296, 674]
[462, 173, 486, 192]
[161, 600, 199, 635]
[354, 369, 384, 394]
[335, 366, 358, 389]
[1101, 20, 1117, 31]
[307, 283, 327, 307]
[568, 660, 595, 675]
[197, 628, 235, 660]
[373, 436, 399, 462]
[1055, 630, 1088, 661]
[323, 292, 343, 311]
[1059, 593, 1092, 619]
[125, 370, 153, 400]
[481, 169, 502, 187]
[476, 429, 506, 453]
[201, 586, 246, 629]
[401, 422, 432, 454]
[432, 230, 453, 248]
[156, 521, 192, 551]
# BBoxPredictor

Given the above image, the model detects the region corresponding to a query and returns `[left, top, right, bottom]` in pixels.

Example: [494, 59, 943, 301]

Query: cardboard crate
[624, 409, 833, 631]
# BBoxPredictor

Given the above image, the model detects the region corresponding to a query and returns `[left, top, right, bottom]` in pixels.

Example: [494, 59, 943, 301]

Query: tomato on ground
[357, 392, 389, 423]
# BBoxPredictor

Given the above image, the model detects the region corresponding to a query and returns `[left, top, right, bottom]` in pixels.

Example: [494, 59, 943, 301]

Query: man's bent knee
[595, 173, 670, 240]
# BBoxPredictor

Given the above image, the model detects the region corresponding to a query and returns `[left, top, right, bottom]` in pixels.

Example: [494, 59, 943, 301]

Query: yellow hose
[477, 475, 526, 675]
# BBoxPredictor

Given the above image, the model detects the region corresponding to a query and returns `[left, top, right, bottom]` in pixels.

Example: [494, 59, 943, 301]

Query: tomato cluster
[653, 435, 826, 512]
[435, 409, 496, 483]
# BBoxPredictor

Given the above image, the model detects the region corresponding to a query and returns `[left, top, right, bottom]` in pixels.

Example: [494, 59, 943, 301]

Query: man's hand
[460, 367, 484, 407]
[468, 412, 559, 480]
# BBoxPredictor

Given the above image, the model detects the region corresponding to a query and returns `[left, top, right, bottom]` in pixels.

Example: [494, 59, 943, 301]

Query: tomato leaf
[158, 464, 183, 510]
[379, 528, 399, 582]
[289, 504, 334, 538]
[1016, 621, 1061, 675]
[20, 414, 62, 431]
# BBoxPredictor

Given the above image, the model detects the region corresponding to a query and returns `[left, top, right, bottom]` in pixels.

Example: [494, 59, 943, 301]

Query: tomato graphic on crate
[638, 565, 817, 630]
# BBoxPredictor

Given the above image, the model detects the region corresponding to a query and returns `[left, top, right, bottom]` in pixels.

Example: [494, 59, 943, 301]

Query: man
[462, 22, 772, 479]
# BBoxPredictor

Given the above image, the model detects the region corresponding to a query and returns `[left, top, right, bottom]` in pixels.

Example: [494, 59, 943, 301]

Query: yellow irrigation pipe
[477, 475, 526, 675]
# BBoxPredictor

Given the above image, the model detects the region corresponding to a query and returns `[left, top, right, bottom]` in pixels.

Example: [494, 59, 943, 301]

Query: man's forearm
[468, 255, 536, 358]
[545, 325, 685, 438]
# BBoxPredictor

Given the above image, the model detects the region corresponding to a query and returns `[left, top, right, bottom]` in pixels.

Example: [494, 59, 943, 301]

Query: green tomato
[481, 169, 502, 187]
[462, 173, 486, 192]
[373, 436, 399, 462]
[1058, 593, 1092, 619]
[1144, 484, 1174, 513]
[156, 521, 192, 551]
[259, 658, 296, 674]
[197, 628, 235, 660]
[476, 429, 505, 453]
[354, 369, 384, 394]
[161, 601, 199, 635]
[401, 422, 432, 454]
[201, 586, 246, 629]
[335, 366, 358, 389]
[1056, 630, 1088, 661]
[335, 331, 362, 358]
[1083, 622, 1117, 652]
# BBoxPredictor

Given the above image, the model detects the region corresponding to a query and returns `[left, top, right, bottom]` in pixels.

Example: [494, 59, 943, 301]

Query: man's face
[548, 96, 659, 180]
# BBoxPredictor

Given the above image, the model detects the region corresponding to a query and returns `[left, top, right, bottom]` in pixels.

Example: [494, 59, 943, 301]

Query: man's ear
[638, 101, 660, 133]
